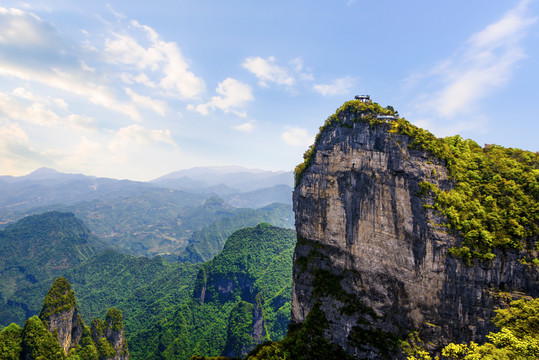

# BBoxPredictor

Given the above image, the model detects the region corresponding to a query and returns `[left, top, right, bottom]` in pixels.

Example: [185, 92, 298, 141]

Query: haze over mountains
[0, 165, 294, 260]
[0, 166, 292, 212]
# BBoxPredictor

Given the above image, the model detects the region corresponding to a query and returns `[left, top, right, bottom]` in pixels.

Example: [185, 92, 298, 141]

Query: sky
[0, 0, 538, 181]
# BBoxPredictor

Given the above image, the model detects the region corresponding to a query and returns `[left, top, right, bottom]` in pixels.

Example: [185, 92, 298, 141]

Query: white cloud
[80, 60, 95, 73]
[190, 78, 253, 117]
[108, 124, 177, 152]
[313, 77, 355, 96]
[66, 114, 95, 130]
[282, 127, 314, 147]
[105, 21, 205, 100]
[0, 123, 44, 175]
[120, 73, 157, 88]
[125, 88, 167, 116]
[242, 56, 295, 87]
[233, 122, 255, 132]
[290, 57, 314, 81]
[0, 122, 29, 146]
[0, 8, 141, 120]
[414, 0, 537, 119]
[106, 3, 127, 21]
[0, 91, 95, 130]
[0, 7, 58, 47]
[12, 87, 68, 111]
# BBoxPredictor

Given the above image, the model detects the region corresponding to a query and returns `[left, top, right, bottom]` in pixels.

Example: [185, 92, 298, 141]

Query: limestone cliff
[37, 277, 129, 360]
[39, 277, 83, 355]
[91, 308, 129, 360]
[291, 100, 538, 358]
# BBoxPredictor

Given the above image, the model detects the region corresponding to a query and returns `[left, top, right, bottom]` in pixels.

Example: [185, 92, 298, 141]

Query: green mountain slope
[3, 249, 199, 331]
[131, 223, 296, 360]
[179, 203, 294, 263]
[0, 277, 129, 360]
[0, 212, 104, 325]
[0, 211, 295, 360]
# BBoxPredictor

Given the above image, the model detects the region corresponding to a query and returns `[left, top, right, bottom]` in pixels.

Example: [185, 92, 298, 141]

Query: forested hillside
[0, 277, 128, 360]
[0, 212, 296, 360]
[0, 212, 105, 325]
[129, 223, 296, 359]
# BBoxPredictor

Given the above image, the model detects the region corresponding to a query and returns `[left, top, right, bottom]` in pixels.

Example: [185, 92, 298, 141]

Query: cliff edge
[291, 99, 538, 358]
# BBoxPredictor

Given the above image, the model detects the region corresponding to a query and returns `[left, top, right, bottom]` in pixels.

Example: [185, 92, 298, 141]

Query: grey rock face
[104, 326, 129, 360]
[292, 118, 538, 357]
[43, 306, 83, 355]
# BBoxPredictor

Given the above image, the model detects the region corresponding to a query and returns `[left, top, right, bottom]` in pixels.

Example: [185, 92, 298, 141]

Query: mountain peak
[26, 167, 62, 179]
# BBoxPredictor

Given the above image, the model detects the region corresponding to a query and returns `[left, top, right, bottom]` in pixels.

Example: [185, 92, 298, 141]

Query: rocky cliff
[39, 277, 83, 355]
[291, 100, 538, 358]
[91, 308, 129, 360]
[37, 277, 129, 359]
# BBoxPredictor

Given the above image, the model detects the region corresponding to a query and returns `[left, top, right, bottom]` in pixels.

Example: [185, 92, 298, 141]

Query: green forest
[0, 214, 296, 360]
[0, 277, 128, 360]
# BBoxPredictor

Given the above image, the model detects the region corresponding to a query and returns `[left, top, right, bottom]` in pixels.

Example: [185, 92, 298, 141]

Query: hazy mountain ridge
[0, 166, 294, 260]
[179, 202, 294, 263]
[151, 166, 293, 192]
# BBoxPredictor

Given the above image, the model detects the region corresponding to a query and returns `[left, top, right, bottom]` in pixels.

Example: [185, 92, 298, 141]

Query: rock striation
[291, 101, 538, 358]
[91, 308, 129, 360]
[37, 277, 129, 360]
[39, 277, 83, 355]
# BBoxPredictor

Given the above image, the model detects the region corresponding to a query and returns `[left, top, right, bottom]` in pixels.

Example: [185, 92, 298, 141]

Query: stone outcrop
[38, 277, 129, 360]
[91, 308, 129, 360]
[291, 104, 538, 358]
[39, 277, 83, 355]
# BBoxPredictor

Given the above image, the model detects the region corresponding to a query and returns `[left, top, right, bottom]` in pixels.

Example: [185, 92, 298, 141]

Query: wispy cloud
[0, 123, 46, 175]
[282, 127, 314, 147]
[232, 122, 255, 133]
[313, 77, 355, 96]
[108, 124, 177, 151]
[410, 0, 537, 128]
[242, 56, 295, 87]
[189, 78, 253, 117]
[242, 56, 313, 89]
[105, 20, 205, 100]
[0, 7, 141, 120]
[0, 90, 95, 130]
[125, 88, 167, 116]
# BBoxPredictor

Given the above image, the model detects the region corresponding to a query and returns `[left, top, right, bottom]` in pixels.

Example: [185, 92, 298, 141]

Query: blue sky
[0, 0, 537, 180]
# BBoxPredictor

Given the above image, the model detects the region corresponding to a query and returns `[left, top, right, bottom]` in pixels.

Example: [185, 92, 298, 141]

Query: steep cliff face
[189, 224, 296, 358]
[291, 102, 538, 358]
[91, 308, 129, 360]
[39, 277, 83, 355]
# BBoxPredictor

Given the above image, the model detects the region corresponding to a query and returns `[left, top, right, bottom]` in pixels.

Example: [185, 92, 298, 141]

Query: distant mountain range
[151, 166, 293, 193]
[0, 166, 294, 260]
[0, 166, 293, 219]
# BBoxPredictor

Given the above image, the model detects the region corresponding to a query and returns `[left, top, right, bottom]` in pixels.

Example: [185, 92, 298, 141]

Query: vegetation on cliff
[295, 99, 538, 261]
[39, 277, 77, 320]
[402, 296, 539, 360]
[130, 224, 296, 360]
[0, 277, 128, 360]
